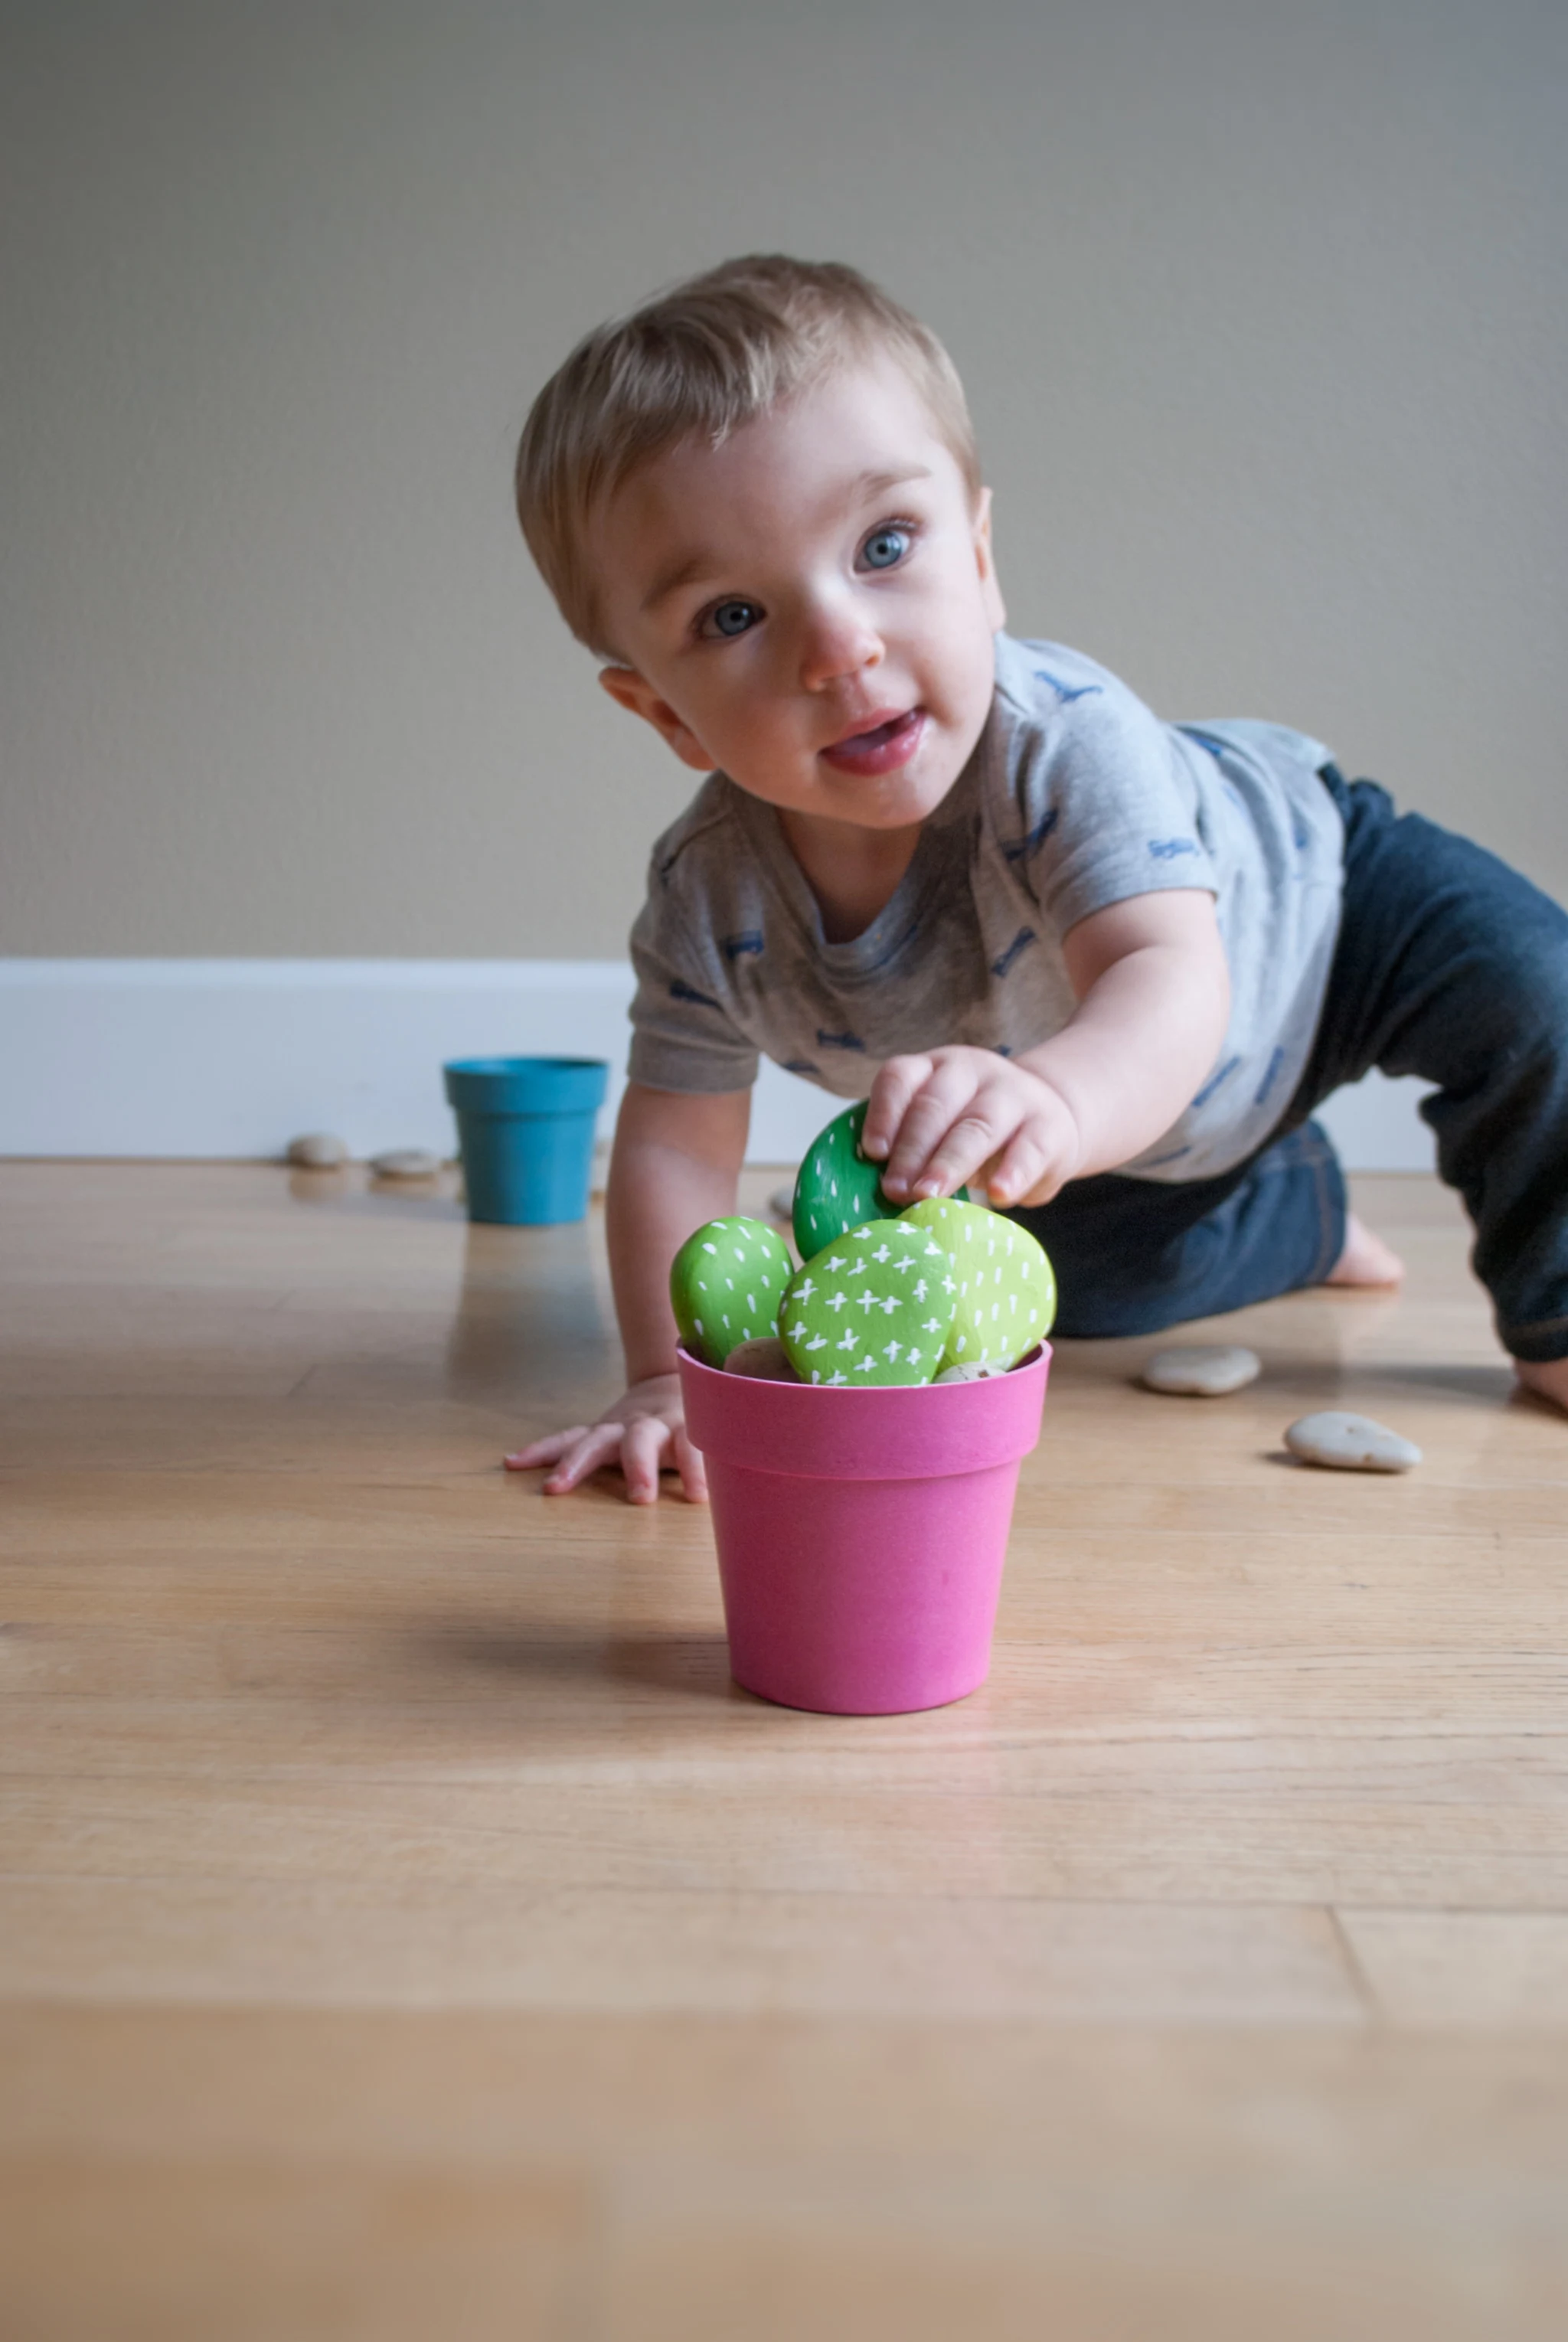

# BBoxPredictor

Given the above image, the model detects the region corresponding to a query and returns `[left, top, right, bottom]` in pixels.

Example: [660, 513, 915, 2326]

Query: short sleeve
[1001, 656, 1220, 936]
[626, 877, 760, 1095]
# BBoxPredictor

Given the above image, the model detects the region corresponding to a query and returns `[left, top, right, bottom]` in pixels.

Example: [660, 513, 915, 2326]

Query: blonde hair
[515, 253, 981, 658]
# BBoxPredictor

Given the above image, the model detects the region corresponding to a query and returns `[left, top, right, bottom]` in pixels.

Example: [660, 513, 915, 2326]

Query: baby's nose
[799, 603, 884, 689]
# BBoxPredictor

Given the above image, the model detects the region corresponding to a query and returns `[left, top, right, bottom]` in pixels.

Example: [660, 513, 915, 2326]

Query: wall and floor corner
[3, 3, 1561, 1166]
[0, 958, 1436, 1169]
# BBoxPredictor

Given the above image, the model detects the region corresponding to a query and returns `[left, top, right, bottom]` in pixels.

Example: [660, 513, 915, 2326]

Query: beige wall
[3, 0, 1563, 959]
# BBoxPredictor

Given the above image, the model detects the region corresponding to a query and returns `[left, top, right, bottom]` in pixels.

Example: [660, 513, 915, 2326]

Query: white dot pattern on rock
[899, 1197, 1055, 1370]
[668, 1216, 795, 1368]
[790, 1102, 888, 1259]
[779, 1220, 956, 1386]
[1285, 1410, 1422, 1473]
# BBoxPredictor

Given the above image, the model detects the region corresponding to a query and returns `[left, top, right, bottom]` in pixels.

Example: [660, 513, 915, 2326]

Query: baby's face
[593, 356, 1003, 834]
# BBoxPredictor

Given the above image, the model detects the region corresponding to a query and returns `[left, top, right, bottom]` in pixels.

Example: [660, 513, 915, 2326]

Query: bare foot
[1516, 1357, 1568, 1415]
[1325, 1213, 1406, 1288]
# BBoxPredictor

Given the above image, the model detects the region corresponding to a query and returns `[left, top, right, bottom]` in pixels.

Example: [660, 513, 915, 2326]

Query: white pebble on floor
[1285, 1410, 1422, 1472]
[1141, 1344, 1261, 1396]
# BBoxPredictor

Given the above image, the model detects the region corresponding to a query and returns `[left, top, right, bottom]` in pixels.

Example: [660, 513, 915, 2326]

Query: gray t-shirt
[627, 632, 1345, 1181]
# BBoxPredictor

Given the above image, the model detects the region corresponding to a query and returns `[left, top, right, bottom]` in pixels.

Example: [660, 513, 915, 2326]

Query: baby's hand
[505, 1372, 707, 1505]
[863, 1047, 1084, 1210]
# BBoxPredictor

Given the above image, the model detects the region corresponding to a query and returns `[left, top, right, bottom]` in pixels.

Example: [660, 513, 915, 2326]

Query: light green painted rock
[669, 1217, 795, 1368]
[791, 1100, 969, 1259]
[779, 1219, 955, 1387]
[900, 1197, 1056, 1370]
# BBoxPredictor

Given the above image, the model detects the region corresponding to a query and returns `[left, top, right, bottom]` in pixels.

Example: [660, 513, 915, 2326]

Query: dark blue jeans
[1008, 767, 1568, 1360]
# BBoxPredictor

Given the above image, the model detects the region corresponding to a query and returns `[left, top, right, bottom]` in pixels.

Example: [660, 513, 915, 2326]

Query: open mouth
[819, 707, 926, 776]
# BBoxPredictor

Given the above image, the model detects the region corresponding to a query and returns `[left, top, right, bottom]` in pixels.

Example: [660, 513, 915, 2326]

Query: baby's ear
[598, 666, 714, 773]
[975, 487, 1007, 632]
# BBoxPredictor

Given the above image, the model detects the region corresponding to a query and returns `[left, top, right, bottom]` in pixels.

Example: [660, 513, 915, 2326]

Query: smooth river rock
[369, 1148, 443, 1179]
[286, 1132, 348, 1168]
[1141, 1344, 1261, 1397]
[1285, 1410, 1422, 1473]
[722, 1335, 800, 1382]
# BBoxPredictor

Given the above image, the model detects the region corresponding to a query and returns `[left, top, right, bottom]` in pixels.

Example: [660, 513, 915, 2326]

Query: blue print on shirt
[722, 930, 764, 961]
[1191, 1054, 1241, 1109]
[1149, 838, 1200, 861]
[991, 927, 1038, 978]
[817, 1029, 866, 1052]
[670, 978, 720, 1010]
[1292, 821, 1312, 852]
[1002, 807, 1059, 864]
[1254, 1045, 1287, 1106]
[782, 1059, 820, 1077]
[1142, 1145, 1192, 1168]
[1034, 667, 1103, 703]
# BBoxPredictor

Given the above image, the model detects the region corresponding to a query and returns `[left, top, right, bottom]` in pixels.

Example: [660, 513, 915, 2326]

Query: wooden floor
[2, 1161, 1566, 2340]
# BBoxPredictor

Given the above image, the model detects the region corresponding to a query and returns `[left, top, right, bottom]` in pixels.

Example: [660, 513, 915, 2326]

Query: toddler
[508, 255, 1568, 1501]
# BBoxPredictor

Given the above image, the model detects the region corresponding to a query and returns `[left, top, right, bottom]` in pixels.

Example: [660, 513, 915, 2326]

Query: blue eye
[704, 599, 760, 639]
[861, 525, 911, 572]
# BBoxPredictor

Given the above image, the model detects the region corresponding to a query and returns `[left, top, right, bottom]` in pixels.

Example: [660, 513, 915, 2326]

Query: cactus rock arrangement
[671, 1108, 1055, 1393]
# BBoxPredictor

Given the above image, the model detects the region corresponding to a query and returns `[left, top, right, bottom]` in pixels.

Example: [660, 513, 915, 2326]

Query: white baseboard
[0, 959, 1436, 1172]
[0, 959, 833, 1164]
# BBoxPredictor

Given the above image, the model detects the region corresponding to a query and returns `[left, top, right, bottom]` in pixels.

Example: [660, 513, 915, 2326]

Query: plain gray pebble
[723, 1335, 800, 1381]
[1285, 1410, 1422, 1472]
[1141, 1344, 1261, 1396]
[369, 1148, 442, 1179]
[286, 1132, 348, 1168]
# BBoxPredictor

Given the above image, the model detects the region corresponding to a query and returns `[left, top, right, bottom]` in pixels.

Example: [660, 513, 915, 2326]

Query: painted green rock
[792, 1100, 967, 1259]
[669, 1217, 795, 1368]
[790, 1102, 887, 1259]
[779, 1219, 956, 1387]
[899, 1197, 1056, 1370]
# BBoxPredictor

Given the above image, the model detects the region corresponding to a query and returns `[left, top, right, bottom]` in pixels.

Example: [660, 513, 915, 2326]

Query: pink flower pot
[678, 1344, 1051, 1714]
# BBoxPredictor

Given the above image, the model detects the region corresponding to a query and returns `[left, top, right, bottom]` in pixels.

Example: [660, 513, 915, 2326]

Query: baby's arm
[505, 1081, 750, 1503]
[865, 889, 1230, 1207]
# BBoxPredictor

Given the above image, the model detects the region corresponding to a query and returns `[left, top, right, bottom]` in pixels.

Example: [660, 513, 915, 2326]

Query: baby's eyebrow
[852, 464, 933, 501]
[638, 465, 936, 617]
[640, 550, 713, 616]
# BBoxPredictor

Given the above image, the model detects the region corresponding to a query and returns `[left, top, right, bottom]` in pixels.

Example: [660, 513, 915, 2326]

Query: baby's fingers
[621, 1414, 672, 1505]
[986, 1123, 1070, 1210]
[861, 1054, 935, 1164]
[505, 1427, 589, 1472]
[900, 1108, 1016, 1201]
[542, 1421, 625, 1494]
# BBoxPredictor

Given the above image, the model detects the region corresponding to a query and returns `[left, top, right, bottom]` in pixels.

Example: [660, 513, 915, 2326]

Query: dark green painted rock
[792, 1101, 967, 1259]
